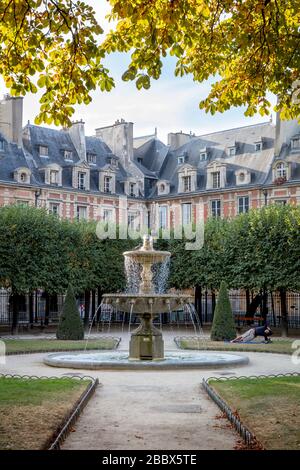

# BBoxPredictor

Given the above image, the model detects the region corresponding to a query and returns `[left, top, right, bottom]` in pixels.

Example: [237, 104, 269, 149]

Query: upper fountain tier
[123, 235, 170, 266]
[123, 235, 171, 294]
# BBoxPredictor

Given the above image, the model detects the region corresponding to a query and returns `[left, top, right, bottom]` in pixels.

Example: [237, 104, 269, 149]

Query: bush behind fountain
[210, 281, 236, 341]
[56, 285, 84, 340]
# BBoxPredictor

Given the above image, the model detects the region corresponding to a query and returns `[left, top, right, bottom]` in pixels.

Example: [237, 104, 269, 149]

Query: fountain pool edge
[43, 351, 249, 370]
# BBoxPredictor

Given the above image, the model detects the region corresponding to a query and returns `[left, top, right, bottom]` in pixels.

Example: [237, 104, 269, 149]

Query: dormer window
[200, 152, 207, 161]
[64, 150, 73, 161]
[0, 140, 4, 151]
[50, 170, 59, 185]
[14, 167, 31, 184]
[137, 157, 143, 164]
[104, 176, 112, 193]
[87, 153, 96, 164]
[212, 171, 220, 189]
[78, 172, 86, 190]
[183, 175, 191, 192]
[39, 145, 48, 157]
[160, 183, 165, 192]
[291, 136, 300, 150]
[129, 182, 136, 197]
[228, 146, 236, 156]
[255, 141, 262, 152]
[20, 173, 28, 182]
[276, 162, 287, 179]
[178, 155, 185, 165]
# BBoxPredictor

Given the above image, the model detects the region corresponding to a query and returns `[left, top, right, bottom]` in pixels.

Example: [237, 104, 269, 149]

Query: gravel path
[1, 331, 299, 450]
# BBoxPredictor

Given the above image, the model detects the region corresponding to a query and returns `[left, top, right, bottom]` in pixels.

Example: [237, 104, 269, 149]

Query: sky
[0, 0, 276, 144]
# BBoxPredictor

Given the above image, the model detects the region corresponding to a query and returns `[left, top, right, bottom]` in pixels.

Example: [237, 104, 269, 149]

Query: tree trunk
[84, 290, 91, 330]
[10, 292, 20, 335]
[211, 290, 216, 321]
[270, 291, 276, 327]
[194, 284, 203, 326]
[204, 289, 208, 323]
[279, 289, 288, 337]
[44, 292, 50, 326]
[262, 289, 268, 322]
[91, 290, 96, 327]
[245, 289, 251, 316]
[97, 288, 104, 322]
[29, 293, 34, 329]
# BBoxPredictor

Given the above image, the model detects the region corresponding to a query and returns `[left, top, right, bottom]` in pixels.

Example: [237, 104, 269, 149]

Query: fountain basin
[102, 293, 192, 314]
[44, 351, 249, 370]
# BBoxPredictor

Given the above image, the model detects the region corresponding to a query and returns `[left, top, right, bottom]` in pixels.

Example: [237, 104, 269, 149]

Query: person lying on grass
[231, 325, 273, 344]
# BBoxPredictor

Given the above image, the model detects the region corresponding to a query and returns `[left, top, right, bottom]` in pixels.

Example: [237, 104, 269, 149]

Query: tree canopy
[1, 0, 300, 125]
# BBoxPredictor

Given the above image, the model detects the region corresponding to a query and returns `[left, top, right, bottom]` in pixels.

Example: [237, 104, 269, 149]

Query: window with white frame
[103, 208, 113, 222]
[87, 153, 96, 164]
[276, 162, 287, 178]
[104, 176, 112, 193]
[212, 171, 220, 189]
[238, 196, 249, 214]
[39, 145, 48, 157]
[129, 182, 136, 197]
[159, 206, 168, 229]
[49, 203, 60, 215]
[178, 155, 185, 165]
[200, 152, 207, 161]
[182, 175, 191, 192]
[20, 172, 28, 183]
[128, 213, 136, 230]
[16, 200, 29, 206]
[182, 203, 192, 225]
[50, 170, 59, 185]
[228, 146, 236, 156]
[291, 136, 300, 149]
[64, 150, 73, 160]
[77, 172, 86, 190]
[255, 142, 262, 152]
[275, 199, 287, 206]
[211, 199, 221, 217]
[77, 206, 87, 220]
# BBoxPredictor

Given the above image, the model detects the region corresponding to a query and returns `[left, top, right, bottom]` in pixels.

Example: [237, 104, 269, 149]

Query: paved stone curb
[202, 372, 300, 448]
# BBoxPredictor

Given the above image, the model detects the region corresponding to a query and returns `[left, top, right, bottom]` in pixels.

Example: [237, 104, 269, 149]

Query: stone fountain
[44, 235, 249, 370]
[102, 235, 191, 361]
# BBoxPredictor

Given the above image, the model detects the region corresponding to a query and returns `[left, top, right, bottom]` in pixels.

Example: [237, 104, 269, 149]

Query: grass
[178, 337, 295, 355]
[0, 376, 90, 450]
[3, 337, 119, 354]
[209, 376, 300, 450]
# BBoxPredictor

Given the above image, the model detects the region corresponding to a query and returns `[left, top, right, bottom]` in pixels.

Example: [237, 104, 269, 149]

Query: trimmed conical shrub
[210, 281, 236, 341]
[56, 285, 84, 340]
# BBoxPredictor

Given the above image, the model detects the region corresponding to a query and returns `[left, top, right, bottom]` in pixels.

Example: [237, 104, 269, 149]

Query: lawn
[177, 337, 295, 355]
[0, 376, 90, 450]
[209, 376, 300, 450]
[3, 337, 119, 354]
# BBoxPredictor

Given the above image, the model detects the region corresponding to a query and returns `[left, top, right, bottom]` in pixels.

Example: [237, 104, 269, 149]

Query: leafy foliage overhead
[0, 0, 114, 126]
[105, 0, 300, 120]
[1, 1, 300, 125]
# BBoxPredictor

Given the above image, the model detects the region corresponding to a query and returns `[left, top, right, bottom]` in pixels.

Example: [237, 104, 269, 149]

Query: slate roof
[0, 131, 32, 183]
[1, 120, 300, 199]
[142, 122, 279, 198]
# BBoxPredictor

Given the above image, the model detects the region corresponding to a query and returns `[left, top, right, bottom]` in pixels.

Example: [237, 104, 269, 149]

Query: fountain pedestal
[129, 314, 164, 361]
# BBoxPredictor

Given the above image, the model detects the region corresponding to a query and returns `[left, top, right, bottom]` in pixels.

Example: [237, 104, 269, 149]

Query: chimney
[167, 131, 194, 150]
[68, 120, 86, 161]
[0, 95, 23, 147]
[95, 120, 134, 169]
